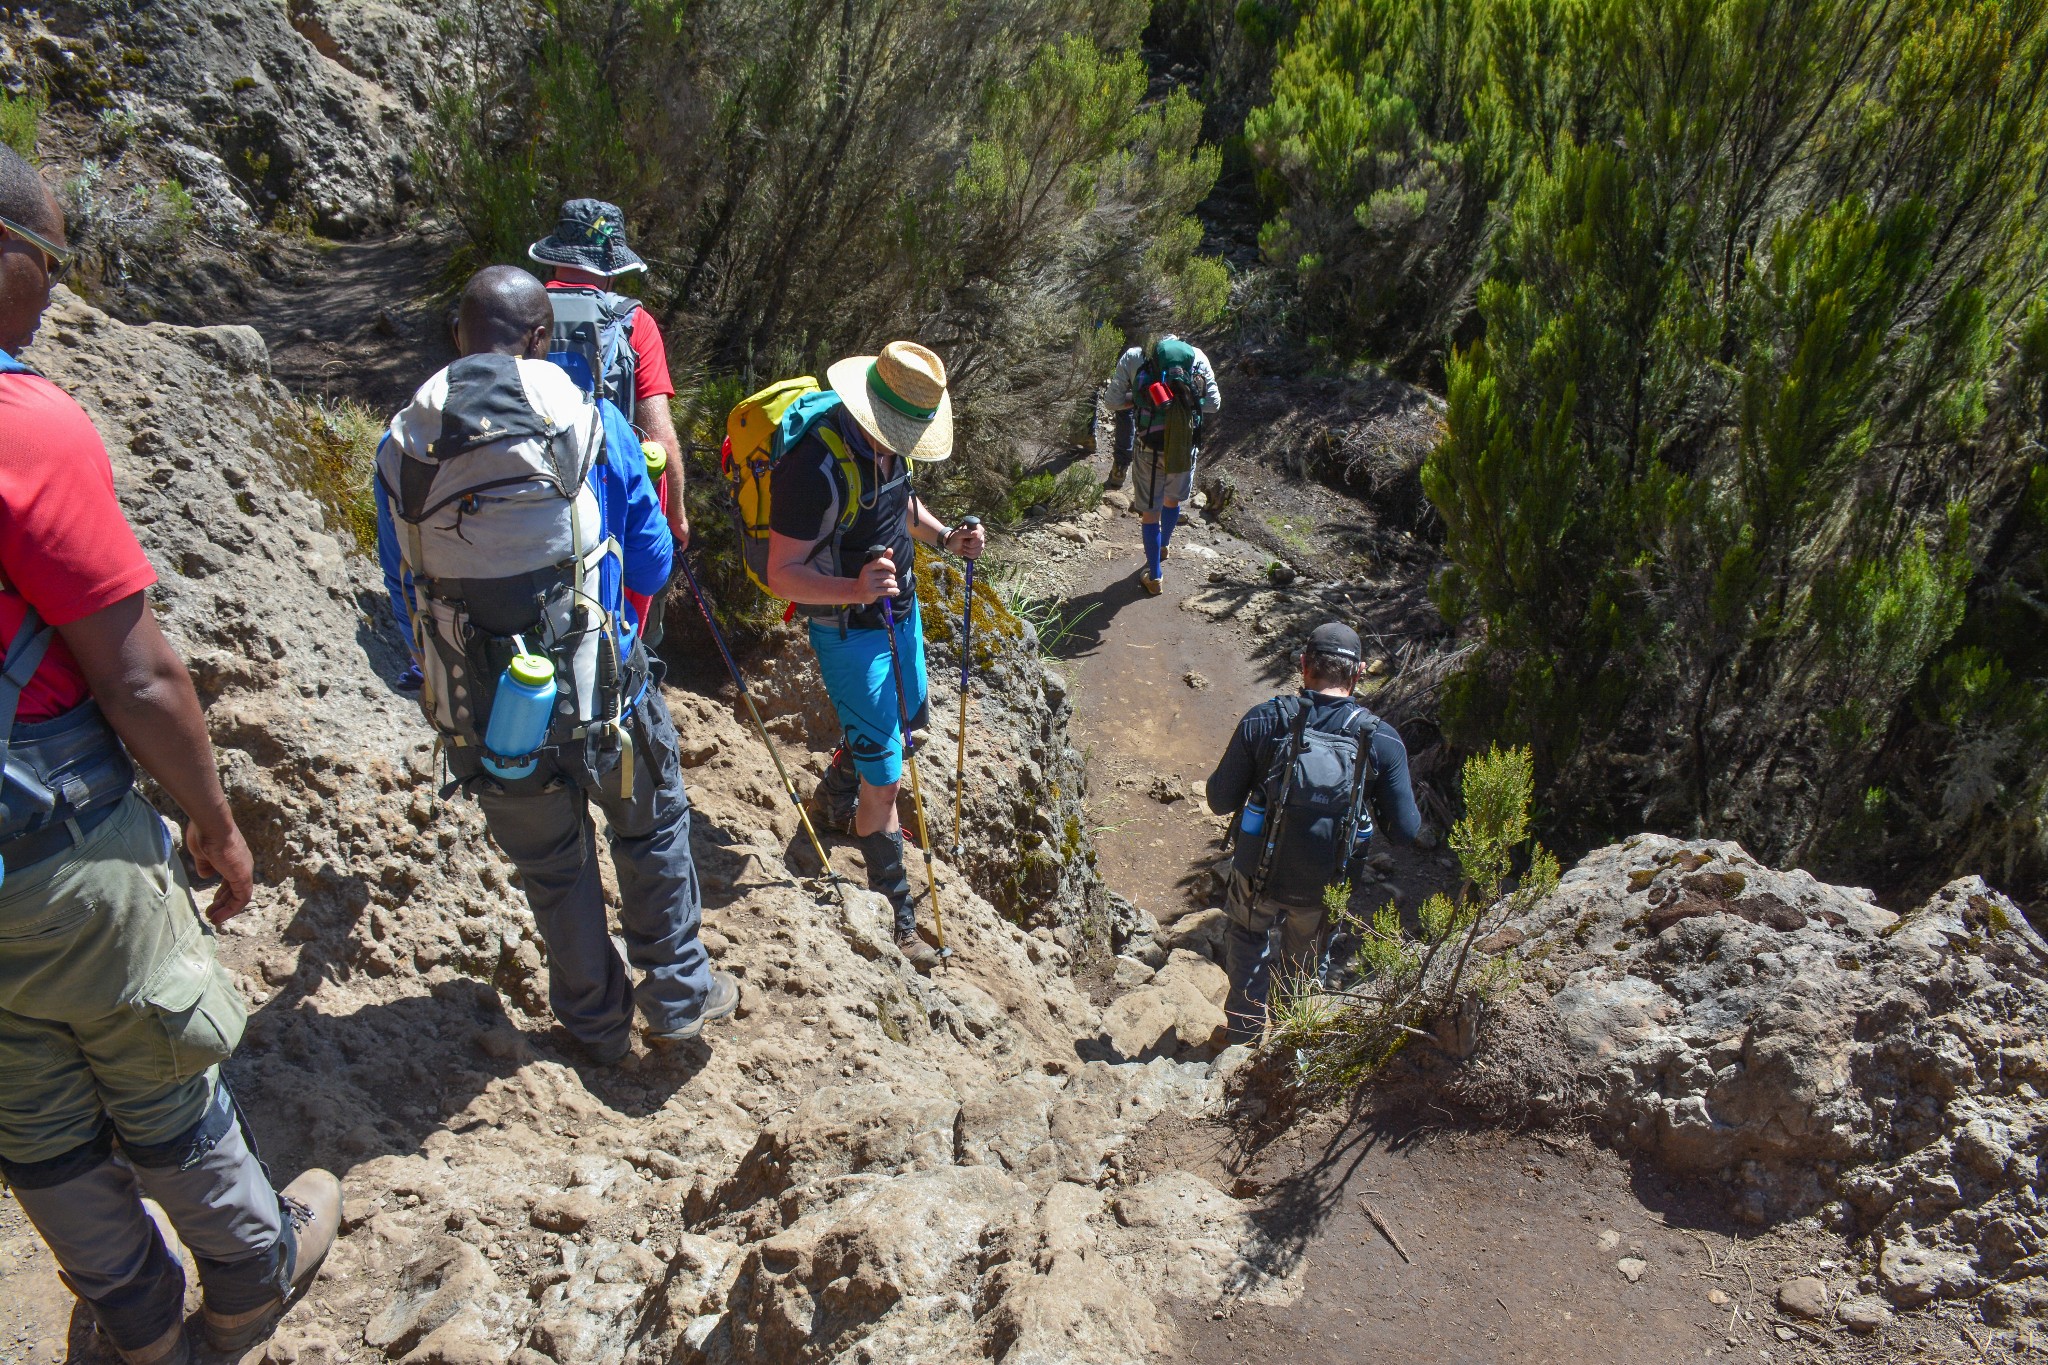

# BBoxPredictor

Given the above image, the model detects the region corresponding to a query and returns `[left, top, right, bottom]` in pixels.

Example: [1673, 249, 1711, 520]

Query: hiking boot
[114, 1319, 191, 1365]
[807, 746, 861, 835]
[203, 1170, 341, 1355]
[1104, 461, 1129, 491]
[895, 930, 945, 973]
[572, 1030, 633, 1067]
[1140, 570, 1162, 596]
[647, 969, 741, 1045]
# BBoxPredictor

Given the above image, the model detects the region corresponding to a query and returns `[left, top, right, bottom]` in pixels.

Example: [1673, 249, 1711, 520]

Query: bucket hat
[527, 199, 646, 277]
[826, 341, 954, 461]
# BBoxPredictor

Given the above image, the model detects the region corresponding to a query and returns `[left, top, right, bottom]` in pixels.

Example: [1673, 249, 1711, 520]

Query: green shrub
[420, 0, 1224, 499]
[0, 90, 44, 158]
[1252, 0, 2048, 887]
[1268, 743, 1557, 1092]
[278, 397, 383, 555]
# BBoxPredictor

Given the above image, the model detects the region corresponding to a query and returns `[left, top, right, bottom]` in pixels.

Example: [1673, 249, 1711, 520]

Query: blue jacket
[376, 395, 670, 650]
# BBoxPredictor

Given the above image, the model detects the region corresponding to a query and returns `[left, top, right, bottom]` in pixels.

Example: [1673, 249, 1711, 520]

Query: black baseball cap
[1307, 622, 1362, 662]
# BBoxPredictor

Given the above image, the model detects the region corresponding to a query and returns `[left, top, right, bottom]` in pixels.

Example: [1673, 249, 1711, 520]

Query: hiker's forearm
[771, 562, 865, 605]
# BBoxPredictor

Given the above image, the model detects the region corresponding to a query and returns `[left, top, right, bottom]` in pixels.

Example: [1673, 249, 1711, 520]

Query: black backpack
[1238, 697, 1380, 906]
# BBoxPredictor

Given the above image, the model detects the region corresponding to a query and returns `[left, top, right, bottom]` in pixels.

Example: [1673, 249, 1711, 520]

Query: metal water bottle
[482, 653, 557, 779]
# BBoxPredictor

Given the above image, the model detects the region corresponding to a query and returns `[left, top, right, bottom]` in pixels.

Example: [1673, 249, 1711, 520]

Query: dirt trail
[1037, 468, 1952, 1363]
[1050, 525, 1274, 916]
[237, 233, 458, 412]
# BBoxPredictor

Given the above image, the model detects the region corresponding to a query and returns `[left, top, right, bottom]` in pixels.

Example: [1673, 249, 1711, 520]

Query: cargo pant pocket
[137, 947, 246, 1084]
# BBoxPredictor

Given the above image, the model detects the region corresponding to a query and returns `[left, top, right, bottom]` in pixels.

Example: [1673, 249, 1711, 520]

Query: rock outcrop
[9, 290, 1292, 1361]
[1504, 834, 2048, 1307]
[7, 0, 442, 234]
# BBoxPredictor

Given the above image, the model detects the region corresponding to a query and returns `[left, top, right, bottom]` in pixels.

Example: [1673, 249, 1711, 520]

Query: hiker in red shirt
[530, 199, 686, 547]
[531, 199, 687, 646]
[0, 144, 339, 1365]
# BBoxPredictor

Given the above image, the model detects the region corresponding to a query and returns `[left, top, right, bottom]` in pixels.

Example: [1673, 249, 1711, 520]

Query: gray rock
[1775, 1275, 1827, 1320]
[1616, 1257, 1647, 1283]
[1836, 1295, 1892, 1333]
[1501, 833, 2048, 1297]
[529, 1191, 601, 1235]
[365, 1237, 500, 1355]
[1160, 907, 1228, 961]
[1112, 955, 1156, 989]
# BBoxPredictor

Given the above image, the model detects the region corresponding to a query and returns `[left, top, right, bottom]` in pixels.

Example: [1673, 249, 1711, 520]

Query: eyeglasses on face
[0, 215, 74, 284]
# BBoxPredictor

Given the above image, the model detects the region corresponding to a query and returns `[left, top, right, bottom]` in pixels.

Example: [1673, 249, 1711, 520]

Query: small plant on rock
[1268, 743, 1558, 1092]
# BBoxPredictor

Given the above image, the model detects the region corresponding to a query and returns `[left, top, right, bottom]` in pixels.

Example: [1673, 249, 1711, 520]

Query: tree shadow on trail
[1222, 1088, 1432, 1286]
[1043, 572, 1152, 661]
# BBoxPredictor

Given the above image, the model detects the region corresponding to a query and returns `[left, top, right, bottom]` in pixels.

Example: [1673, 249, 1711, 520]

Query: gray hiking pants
[1221, 866, 1326, 1041]
[476, 685, 712, 1049]
[0, 793, 288, 1350]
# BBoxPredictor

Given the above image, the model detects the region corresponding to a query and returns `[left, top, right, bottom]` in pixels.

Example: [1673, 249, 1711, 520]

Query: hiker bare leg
[854, 778, 902, 837]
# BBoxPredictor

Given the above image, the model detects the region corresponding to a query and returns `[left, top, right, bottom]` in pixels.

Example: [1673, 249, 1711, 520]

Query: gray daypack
[545, 287, 641, 421]
[379, 353, 629, 788]
[1238, 697, 1380, 906]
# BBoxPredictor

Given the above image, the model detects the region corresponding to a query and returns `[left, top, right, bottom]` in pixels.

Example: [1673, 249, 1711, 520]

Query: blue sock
[1142, 521, 1163, 579]
[1160, 503, 1181, 547]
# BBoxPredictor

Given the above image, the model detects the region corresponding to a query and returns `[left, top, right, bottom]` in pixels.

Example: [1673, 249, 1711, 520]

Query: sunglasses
[0, 215, 74, 285]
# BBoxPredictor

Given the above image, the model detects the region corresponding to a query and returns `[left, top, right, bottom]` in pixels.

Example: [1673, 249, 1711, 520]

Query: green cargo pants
[0, 790, 247, 1166]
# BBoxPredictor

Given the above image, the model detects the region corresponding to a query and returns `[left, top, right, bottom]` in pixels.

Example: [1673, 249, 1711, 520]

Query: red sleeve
[0, 376, 158, 626]
[630, 308, 677, 403]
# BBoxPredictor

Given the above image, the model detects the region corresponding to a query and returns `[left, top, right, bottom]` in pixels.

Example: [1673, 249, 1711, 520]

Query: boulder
[1160, 907, 1228, 961]
[1501, 834, 2048, 1303]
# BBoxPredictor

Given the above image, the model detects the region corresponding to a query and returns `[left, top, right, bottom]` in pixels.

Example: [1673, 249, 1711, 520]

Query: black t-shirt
[768, 402, 918, 629]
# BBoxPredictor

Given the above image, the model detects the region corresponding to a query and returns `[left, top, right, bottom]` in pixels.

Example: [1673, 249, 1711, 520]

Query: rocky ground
[0, 294, 1270, 1364]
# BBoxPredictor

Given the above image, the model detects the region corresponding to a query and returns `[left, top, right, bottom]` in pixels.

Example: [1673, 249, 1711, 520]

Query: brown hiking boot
[1140, 569, 1162, 596]
[203, 1170, 341, 1354]
[895, 930, 945, 973]
[114, 1318, 191, 1365]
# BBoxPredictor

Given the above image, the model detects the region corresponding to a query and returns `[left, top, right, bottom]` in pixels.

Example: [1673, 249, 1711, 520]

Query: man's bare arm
[57, 592, 255, 921]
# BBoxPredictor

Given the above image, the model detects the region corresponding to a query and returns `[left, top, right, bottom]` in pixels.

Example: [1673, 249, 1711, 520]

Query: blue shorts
[809, 600, 928, 786]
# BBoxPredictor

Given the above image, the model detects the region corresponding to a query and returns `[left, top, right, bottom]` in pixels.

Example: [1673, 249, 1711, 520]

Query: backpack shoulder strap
[0, 349, 33, 376]
[0, 606, 55, 742]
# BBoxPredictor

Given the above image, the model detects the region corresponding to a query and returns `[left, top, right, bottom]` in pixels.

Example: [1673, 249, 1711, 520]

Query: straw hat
[826, 341, 954, 461]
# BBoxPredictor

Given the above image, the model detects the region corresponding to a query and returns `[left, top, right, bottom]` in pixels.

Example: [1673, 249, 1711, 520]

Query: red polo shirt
[0, 366, 158, 722]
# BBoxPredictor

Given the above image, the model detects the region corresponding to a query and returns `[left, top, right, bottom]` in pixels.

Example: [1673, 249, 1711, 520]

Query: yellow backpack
[720, 377, 862, 607]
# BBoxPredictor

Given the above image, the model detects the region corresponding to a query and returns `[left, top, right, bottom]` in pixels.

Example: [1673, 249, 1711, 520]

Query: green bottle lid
[642, 440, 667, 475]
[508, 653, 554, 688]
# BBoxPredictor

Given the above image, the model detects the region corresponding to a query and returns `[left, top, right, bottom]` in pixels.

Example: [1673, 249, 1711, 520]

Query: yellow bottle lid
[508, 653, 555, 688]
[642, 440, 667, 475]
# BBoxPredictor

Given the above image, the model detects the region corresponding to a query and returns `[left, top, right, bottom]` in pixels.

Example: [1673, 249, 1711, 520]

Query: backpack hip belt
[0, 610, 135, 880]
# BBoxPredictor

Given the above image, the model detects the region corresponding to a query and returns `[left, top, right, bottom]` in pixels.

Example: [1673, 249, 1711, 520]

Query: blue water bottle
[1240, 798, 1267, 837]
[483, 652, 557, 779]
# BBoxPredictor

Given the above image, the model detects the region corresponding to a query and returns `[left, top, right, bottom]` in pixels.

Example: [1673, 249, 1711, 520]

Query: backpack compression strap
[1334, 704, 1381, 881]
[1249, 696, 1314, 903]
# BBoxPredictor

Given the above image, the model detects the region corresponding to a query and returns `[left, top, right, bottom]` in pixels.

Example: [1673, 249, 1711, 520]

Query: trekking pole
[867, 546, 950, 957]
[950, 517, 981, 861]
[674, 556, 847, 905]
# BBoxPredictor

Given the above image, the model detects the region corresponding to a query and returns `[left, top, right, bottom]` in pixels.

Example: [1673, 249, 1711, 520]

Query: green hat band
[867, 362, 939, 422]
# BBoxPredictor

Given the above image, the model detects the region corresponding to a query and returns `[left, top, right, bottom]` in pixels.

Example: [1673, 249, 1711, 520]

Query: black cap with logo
[1307, 621, 1362, 662]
